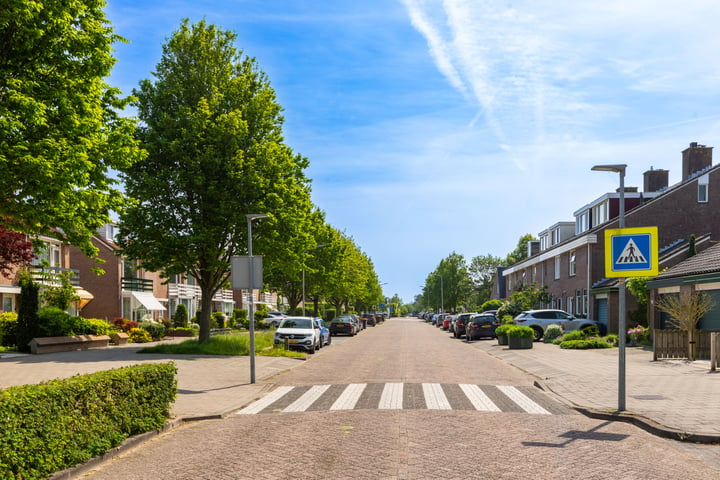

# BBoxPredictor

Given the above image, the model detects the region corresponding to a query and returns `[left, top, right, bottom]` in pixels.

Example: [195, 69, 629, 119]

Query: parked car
[452, 312, 477, 338]
[442, 314, 454, 331]
[329, 316, 357, 336]
[466, 312, 500, 341]
[360, 312, 376, 327]
[264, 311, 286, 327]
[374, 313, 385, 324]
[314, 318, 331, 346]
[347, 314, 363, 331]
[273, 317, 321, 353]
[513, 309, 607, 341]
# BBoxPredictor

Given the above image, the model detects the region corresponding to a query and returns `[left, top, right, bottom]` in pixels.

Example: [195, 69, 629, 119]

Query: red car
[442, 315, 453, 331]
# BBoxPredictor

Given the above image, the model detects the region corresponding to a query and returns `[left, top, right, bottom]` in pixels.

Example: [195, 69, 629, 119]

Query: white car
[273, 316, 321, 353]
[264, 311, 286, 327]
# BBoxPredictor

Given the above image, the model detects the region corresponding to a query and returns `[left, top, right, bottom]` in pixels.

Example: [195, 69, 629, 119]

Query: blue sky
[105, 0, 720, 304]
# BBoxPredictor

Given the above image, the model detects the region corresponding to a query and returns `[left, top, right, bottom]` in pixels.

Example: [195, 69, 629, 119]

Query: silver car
[513, 309, 606, 341]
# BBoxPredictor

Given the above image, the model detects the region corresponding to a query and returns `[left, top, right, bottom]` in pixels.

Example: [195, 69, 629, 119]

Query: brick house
[500, 142, 720, 334]
[69, 224, 238, 322]
[0, 234, 94, 315]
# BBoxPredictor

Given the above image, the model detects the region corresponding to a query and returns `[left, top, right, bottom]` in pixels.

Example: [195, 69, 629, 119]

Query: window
[698, 174, 709, 203]
[568, 251, 576, 277]
[576, 211, 590, 234]
[2, 296, 13, 312]
[567, 296, 574, 315]
[554, 256, 560, 279]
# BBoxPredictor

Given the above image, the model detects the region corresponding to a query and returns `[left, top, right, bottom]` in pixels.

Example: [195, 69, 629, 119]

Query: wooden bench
[28, 335, 111, 354]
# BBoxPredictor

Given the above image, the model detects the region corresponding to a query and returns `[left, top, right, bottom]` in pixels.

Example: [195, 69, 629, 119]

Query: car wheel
[327, 335, 332, 345]
[531, 326, 543, 342]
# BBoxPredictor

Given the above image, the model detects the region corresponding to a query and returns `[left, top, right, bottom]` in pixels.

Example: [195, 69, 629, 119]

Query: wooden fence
[653, 329, 714, 360]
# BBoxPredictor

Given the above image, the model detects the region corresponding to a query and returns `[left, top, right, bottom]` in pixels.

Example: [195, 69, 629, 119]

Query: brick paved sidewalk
[0, 343, 304, 420]
[472, 338, 720, 442]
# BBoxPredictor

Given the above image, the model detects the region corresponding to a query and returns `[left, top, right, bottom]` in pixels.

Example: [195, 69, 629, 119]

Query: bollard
[712, 332, 719, 372]
[284, 337, 290, 351]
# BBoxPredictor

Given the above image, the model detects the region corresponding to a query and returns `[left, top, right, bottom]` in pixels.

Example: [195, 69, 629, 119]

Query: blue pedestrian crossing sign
[604, 227, 659, 277]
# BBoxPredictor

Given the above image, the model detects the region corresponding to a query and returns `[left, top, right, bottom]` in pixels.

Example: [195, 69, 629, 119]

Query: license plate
[288, 339, 299, 344]
[482, 324, 491, 328]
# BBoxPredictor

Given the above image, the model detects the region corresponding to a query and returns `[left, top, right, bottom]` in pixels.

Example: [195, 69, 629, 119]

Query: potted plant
[495, 324, 512, 346]
[507, 325, 534, 349]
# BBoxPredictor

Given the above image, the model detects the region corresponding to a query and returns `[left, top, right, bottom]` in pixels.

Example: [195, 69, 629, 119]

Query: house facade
[500, 142, 720, 334]
[0, 234, 94, 315]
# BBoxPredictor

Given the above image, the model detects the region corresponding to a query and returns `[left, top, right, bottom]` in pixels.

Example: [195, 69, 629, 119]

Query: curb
[532, 379, 720, 445]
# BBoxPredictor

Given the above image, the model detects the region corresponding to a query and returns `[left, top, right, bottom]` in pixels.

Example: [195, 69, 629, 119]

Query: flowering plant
[627, 325, 649, 345]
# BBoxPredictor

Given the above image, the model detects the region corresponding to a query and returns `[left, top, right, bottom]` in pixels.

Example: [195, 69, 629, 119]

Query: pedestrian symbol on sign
[604, 227, 658, 278]
[615, 238, 647, 265]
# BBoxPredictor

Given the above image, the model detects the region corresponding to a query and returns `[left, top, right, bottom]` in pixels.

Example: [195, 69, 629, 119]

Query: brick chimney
[682, 142, 712, 181]
[644, 167, 669, 192]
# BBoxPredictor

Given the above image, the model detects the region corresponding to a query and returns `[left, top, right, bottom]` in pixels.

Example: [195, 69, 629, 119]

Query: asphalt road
[83, 317, 720, 480]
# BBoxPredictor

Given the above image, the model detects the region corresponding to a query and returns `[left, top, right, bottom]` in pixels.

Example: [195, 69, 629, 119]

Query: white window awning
[0, 285, 21, 295]
[131, 291, 167, 311]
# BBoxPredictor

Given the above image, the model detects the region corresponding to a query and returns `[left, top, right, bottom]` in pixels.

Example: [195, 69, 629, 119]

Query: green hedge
[559, 339, 612, 349]
[0, 363, 177, 479]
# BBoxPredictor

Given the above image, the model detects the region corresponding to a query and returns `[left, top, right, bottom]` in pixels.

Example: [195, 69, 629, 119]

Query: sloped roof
[653, 242, 720, 280]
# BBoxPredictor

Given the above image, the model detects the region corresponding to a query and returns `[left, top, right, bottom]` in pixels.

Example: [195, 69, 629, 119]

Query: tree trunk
[688, 328, 697, 361]
[198, 286, 214, 343]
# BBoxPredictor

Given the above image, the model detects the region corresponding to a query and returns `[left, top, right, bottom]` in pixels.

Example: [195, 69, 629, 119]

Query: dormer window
[698, 173, 709, 203]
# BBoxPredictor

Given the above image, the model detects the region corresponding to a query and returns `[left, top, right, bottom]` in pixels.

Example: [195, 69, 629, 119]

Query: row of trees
[1, 10, 383, 343]
[414, 234, 536, 312]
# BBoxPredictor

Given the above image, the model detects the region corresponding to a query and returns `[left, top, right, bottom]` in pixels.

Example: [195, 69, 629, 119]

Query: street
[83, 318, 720, 479]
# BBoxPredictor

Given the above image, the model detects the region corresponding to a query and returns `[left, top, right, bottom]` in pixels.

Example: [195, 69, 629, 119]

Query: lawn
[137, 330, 306, 357]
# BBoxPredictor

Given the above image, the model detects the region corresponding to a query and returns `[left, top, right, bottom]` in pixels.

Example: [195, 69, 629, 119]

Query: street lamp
[592, 163, 627, 411]
[302, 244, 327, 316]
[246, 213, 269, 384]
[439, 274, 444, 313]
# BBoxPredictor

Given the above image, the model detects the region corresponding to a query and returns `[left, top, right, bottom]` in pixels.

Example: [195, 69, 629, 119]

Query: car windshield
[279, 319, 312, 329]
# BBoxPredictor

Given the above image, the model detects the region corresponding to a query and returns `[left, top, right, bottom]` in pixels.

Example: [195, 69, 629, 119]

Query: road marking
[423, 383, 451, 410]
[330, 383, 367, 411]
[283, 384, 331, 412]
[237, 385, 294, 414]
[379, 382, 404, 409]
[459, 384, 501, 412]
[235, 383, 561, 415]
[497, 385, 551, 414]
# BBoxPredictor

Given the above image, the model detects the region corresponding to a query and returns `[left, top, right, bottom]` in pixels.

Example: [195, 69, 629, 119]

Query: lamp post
[440, 274, 444, 313]
[302, 244, 327, 316]
[246, 213, 269, 384]
[592, 163, 627, 411]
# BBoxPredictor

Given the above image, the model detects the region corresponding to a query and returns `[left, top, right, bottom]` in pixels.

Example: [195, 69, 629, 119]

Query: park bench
[28, 335, 111, 354]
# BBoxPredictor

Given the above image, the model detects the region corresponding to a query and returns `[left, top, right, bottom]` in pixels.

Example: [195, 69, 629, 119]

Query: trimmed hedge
[0, 363, 177, 479]
[560, 339, 612, 349]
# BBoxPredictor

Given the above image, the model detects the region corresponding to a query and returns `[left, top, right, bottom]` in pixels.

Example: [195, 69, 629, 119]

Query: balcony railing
[121, 277, 154, 292]
[30, 266, 80, 286]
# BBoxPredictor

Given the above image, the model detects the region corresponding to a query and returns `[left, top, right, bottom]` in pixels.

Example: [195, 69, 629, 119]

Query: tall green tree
[468, 254, 503, 306]
[0, 0, 144, 257]
[117, 19, 312, 342]
[505, 233, 537, 265]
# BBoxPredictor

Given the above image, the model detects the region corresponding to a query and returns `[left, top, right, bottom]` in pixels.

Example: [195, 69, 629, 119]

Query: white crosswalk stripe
[459, 384, 501, 412]
[423, 383, 452, 410]
[236, 385, 294, 414]
[379, 382, 404, 409]
[235, 383, 560, 415]
[283, 384, 331, 413]
[497, 385, 551, 415]
[330, 383, 367, 411]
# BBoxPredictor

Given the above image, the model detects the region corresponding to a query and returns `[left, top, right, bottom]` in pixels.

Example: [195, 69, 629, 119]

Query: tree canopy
[117, 19, 312, 342]
[0, 0, 144, 257]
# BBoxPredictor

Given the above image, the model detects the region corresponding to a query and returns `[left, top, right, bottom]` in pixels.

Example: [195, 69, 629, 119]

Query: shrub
[506, 325, 534, 338]
[560, 339, 612, 349]
[543, 324, 563, 343]
[159, 317, 173, 329]
[16, 275, 40, 352]
[501, 314, 514, 325]
[0, 363, 176, 479]
[604, 334, 619, 347]
[172, 304, 189, 328]
[0, 312, 18, 347]
[494, 324, 513, 337]
[627, 324, 650, 345]
[212, 311, 226, 329]
[581, 325, 601, 337]
[85, 318, 111, 335]
[129, 327, 152, 343]
[139, 322, 166, 340]
[560, 330, 586, 342]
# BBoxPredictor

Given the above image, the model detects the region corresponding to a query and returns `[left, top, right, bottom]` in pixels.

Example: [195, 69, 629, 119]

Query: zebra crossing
[236, 383, 568, 415]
